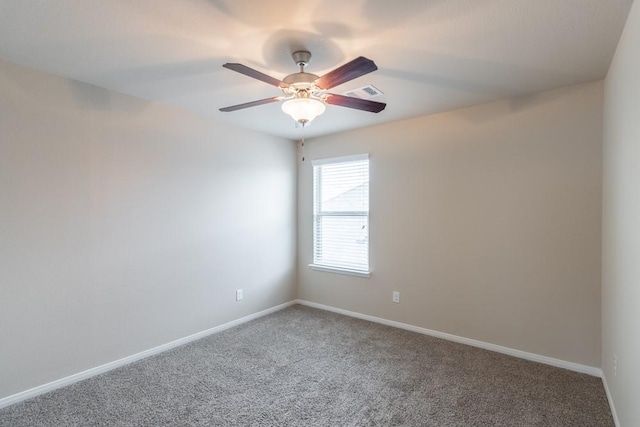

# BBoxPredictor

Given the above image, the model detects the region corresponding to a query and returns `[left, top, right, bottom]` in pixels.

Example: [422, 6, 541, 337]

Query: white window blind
[312, 154, 369, 274]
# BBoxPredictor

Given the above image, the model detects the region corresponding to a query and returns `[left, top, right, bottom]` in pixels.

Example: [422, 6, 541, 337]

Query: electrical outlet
[236, 289, 243, 301]
[613, 354, 617, 377]
[392, 291, 400, 303]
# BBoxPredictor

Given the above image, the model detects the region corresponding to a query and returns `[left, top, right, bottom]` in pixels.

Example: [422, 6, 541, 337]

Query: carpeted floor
[0, 305, 613, 426]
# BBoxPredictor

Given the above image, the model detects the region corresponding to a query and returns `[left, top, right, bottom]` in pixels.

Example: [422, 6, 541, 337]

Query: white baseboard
[0, 299, 605, 411]
[296, 299, 603, 377]
[0, 300, 297, 410]
[602, 374, 620, 427]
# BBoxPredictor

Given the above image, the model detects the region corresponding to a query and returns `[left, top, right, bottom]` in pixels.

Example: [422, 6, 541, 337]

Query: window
[310, 154, 370, 277]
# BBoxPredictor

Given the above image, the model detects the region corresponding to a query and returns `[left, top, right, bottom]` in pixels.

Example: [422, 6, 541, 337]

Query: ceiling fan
[219, 50, 386, 125]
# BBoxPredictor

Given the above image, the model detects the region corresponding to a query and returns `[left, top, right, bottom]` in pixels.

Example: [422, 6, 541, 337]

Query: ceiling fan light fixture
[281, 98, 326, 124]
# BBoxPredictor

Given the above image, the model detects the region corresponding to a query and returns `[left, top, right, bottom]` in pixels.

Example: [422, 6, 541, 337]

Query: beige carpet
[0, 305, 613, 426]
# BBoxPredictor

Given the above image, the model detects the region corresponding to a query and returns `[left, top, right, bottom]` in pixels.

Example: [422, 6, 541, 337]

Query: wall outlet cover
[392, 291, 400, 303]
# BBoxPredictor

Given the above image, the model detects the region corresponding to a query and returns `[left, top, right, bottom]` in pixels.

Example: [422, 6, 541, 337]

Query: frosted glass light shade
[281, 98, 326, 124]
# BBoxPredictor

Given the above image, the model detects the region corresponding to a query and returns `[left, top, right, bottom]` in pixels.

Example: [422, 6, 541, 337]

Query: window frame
[309, 154, 371, 278]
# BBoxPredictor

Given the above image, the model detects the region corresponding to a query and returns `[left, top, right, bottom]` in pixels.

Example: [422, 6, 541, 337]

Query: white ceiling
[0, 0, 634, 140]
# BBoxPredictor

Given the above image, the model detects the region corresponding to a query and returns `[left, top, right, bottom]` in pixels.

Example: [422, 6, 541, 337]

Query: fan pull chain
[300, 122, 306, 162]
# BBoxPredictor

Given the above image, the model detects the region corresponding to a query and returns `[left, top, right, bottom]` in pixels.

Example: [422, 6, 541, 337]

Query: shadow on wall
[66, 80, 150, 113]
[453, 84, 594, 125]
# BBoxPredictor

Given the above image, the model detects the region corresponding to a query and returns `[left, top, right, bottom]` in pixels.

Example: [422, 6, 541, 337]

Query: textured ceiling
[0, 0, 634, 140]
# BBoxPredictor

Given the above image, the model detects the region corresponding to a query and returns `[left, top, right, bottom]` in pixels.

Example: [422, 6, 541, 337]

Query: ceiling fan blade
[222, 63, 289, 88]
[325, 94, 386, 113]
[315, 57, 378, 89]
[219, 97, 282, 112]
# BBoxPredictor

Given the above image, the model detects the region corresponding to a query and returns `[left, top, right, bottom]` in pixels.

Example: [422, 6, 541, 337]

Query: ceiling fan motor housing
[283, 72, 319, 85]
[284, 50, 319, 93]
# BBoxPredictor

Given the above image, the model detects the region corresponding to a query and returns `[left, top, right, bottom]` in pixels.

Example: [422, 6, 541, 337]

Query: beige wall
[298, 81, 603, 367]
[0, 48, 614, 404]
[0, 60, 297, 399]
[602, 1, 640, 425]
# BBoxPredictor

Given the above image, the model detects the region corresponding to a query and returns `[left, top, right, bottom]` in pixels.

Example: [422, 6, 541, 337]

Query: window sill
[308, 264, 371, 278]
